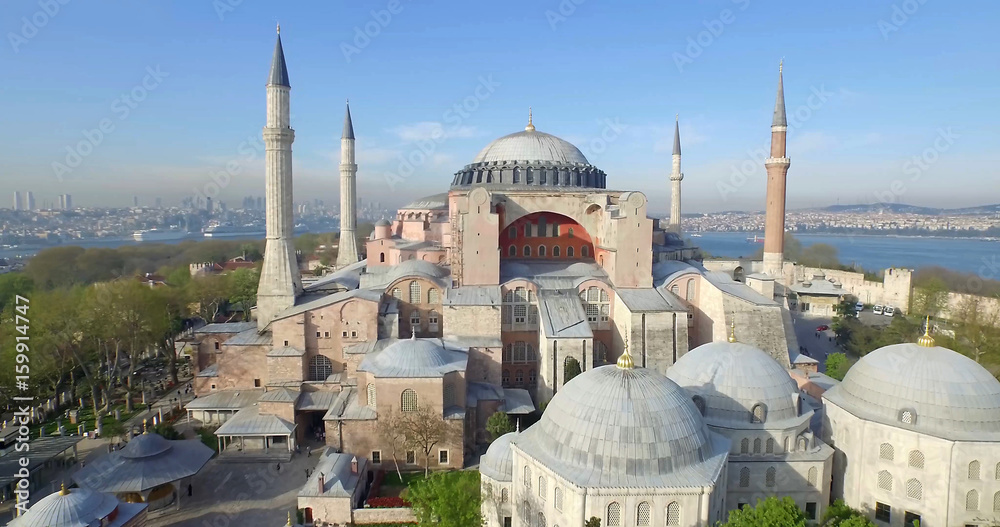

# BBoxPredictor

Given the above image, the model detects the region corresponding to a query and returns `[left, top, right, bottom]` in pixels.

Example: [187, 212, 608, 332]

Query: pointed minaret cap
[525, 107, 535, 132]
[772, 59, 786, 127]
[728, 319, 738, 343]
[672, 114, 681, 156]
[617, 335, 635, 370]
[287, 511, 292, 526]
[268, 29, 290, 87]
[917, 315, 936, 347]
[60, 482, 69, 496]
[343, 101, 355, 140]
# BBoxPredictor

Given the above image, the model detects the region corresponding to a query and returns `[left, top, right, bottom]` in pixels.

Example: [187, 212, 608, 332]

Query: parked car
[873, 305, 884, 315]
[855, 302, 864, 312]
[816, 324, 830, 332]
[884, 306, 896, 317]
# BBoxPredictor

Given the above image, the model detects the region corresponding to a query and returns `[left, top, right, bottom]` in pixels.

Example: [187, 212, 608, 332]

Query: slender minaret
[763, 60, 791, 277]
[257, 25, 302, 328]
[336, 101, 361, 267]
[668, 114, 683, 233]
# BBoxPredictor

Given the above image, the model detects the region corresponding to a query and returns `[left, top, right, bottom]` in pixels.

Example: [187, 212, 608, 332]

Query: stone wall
[444, 305, 501, 338]
[351, 507, 417, 524]
[937, 291, 1000, 324]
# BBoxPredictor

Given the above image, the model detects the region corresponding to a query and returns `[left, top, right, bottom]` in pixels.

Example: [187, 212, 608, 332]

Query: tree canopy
[407, 470, 481, 527]
[718, 497, 807, 527]
[486, 411, 515, 441]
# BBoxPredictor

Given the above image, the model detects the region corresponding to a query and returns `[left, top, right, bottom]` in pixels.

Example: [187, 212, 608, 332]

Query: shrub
[365, 496, 411, 508]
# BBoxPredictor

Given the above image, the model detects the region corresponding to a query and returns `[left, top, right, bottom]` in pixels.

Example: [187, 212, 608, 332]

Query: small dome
[825, 343, 1000, 439]
[515, 365, 715, 486]
[389, 259, 449, 280]
[472, 129, 588, 165]
[11, 487, 119, 527]
[360, 338, 467, 378]
[119, 432, 172, 459]
[667, 341, 801, 426]
[400, 193, 448, 210]
[480, 431, 517, 482]
[375, 219, 390, 227]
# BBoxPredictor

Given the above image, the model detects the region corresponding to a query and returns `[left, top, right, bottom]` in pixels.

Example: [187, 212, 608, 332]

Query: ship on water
[133, 228, 189, 242]
[202, 224, 266, 238]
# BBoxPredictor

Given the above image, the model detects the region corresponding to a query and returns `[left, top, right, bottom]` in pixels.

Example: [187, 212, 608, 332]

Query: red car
[816, 324, 830, 331]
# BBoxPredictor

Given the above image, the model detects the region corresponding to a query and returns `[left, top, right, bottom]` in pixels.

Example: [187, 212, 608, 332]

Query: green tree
[486, 411, 515, 441]
[821, 499, 874, 527]
[149, 286, 189, 384]
[564, 356, 582, 383]
[0, 273, 33, 311]
[186, 274, 229, 322]
[825, 353, 849, 381]
[407, 471, 481, 527]
[25, 246, 85, 289]
[951, 295, 1000, 364]
[102, 419, 126, 444]
[719, 497, 807, 527]
[910, 277, 949, 317]
[398, 405, 458, 476]
[585, 518, 601, 527]
[227, 267, 260, 321]
[797, 243, 840, 268]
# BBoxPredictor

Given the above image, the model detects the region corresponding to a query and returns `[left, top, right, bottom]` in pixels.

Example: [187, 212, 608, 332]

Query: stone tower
[336, 101, 361, 267]
[763, 61, 791, 276]
[668, 115, 683, 234]
[257, 26, 302, 329]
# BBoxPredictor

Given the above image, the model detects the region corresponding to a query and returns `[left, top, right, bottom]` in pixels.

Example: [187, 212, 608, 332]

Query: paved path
[790, 313, 839, 372]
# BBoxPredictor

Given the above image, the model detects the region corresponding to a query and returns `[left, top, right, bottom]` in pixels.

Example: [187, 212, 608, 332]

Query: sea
[2, 232, 998, 276]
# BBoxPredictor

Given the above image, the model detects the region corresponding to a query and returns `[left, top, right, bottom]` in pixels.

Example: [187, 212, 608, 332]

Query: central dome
[472, 129, 589, 165]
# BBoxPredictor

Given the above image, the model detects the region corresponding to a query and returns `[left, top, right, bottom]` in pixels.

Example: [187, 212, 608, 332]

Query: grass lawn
[28, 404, 144, 439]
[376, 471, 426, 498]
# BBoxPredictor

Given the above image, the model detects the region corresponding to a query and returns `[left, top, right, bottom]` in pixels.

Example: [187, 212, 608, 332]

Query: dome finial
[287, 511, 292, 526]
[728, 319, 737, 343]
[277, 22, 280, 35]
[917, 315, 935, 347]
[60, 482, 68, 496]
[617, 334, 635, 369]
[525, 107, 535, 132]
[142, 418, 148, 434]
[410, 327, 416, 340]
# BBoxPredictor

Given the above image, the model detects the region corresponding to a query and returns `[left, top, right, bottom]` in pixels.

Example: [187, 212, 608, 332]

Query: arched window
[783, 437, 789, 452]
[877, 470, 892, 491]
[523, 245, 531, 257]
[766, 438, 775, 454]
[522, 501, 531, 522]
[798, 436, 808, 451]
[594, 340, 608, 365]
[536, 513, 545, 527]
[401, 389, 417, 412]
[765, 467, 776, 487]
[537, 476, 546, 499]
[428, 289, 439, 304]
[908, 450, 924, 469]
[879, 443, 894, 461]
[691, 395, 705, 416]
[686, 280, 695, 301]
[523, 466, 531, 488]
[665, 502, 680, 526]
[568, 228, 575, 238]
[581, 245, 589, 257]
[379, 252, 385, 263]
[970, 460, 981, 479]
[538, 245, 546, 257]
[739, 467, 750, 487]
[606, 502, 621, 527]
[391, 288, 401, 299]
[753, 438, 761, 454]
[409, 281, 421, 303]
[566, 246, 574, 257]
[900, 409, 916, 424]
[996, 462, 1000, 480]
[308, 355, 334, 381]
[751, 404, 766, 423]
[508, 246, 516, 257]
[906, 478, 922, 500]
[670, 284, 680, 296]
[993, 491, 1000, 512]
[740, 438, 749, 454]
[636, 502, 650, 526]
[509, 226, 517, 239]
[501, 488, 508, 503]
[552, 245, 560, 257]
[808, 467, 818, 486]
[554, 488, 563, 511]
[366, 383, 376, 408]
[967, 489, 979, 511]
[443, 383, 455, 406]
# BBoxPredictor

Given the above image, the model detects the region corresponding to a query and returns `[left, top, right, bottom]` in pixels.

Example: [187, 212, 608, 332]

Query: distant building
[12, 191, 22, 211]
[58, 194, 72, 210]
[25, 191, 35, 211]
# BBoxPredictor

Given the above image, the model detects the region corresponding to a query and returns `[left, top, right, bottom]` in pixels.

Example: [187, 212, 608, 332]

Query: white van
[884, 306, 895, 317]
[873, 305, 884, 315]
[855, 302, 864, 312]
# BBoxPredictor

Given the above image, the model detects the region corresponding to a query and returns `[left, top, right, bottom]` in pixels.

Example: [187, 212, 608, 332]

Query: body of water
[692, 232, 1000, 275]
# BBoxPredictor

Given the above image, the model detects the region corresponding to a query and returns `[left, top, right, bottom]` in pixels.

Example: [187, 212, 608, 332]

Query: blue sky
[1, 0, 997, 213]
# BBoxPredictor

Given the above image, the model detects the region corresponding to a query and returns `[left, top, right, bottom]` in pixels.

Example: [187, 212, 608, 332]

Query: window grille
[607, 502, 621, 527]
[751, 404, 766, 423]
[367, 384, 376, 408]
[908, 450, 924, 469]
[554, 488, 562, 511]
[308, 355, 334, 381]
[766, 467, 776, 487]
[523, 466, 531, 488]
[753, 438, 761, 454]
[878, 470, 892, 491]
[567, 246, 574, 257]
[636, 502, 650, 526]
[808, 467, 818, 486]
[900, 409, 915, 424]
[409, 281, 421, 303]
[538, 245, 546, 256]
[766, 438, 774, 454]
[537, 476, 545, 499]
[905, 478, 922, 500]
[880, 443, 894, 461]
[739, 467, 750, 487]
[993, 491, 1000, 512]
[428, 289, 439, 303]
[553, 246, 560, 257]
[401, 389, 417, 412]
[740, 438, 749, 454]
[536, 513, 545, 527]
[967, 490, 979, 511]
[391, 288, 401, 299]
[665, 502, 679, 526]
[970, 460, 981, 479]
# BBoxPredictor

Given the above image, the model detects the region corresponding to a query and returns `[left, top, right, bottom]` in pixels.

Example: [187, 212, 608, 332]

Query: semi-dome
[480, 431, 517, 482]
[119, 432, 172, 458]
[667, 340, 802, 426]
[515, 364, 720, 487]
[824, 342, 1000, 440]
[9, 487, 122, 527]
[359, 337, 467, 378]
[472, 130, 588, 165]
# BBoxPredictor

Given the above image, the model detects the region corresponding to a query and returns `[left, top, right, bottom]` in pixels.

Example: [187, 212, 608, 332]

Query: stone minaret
[763, 61, 790, 277]
[336, 101, 361, 267]
[668, 115, 683, 233]
[257, 25, 302, 328]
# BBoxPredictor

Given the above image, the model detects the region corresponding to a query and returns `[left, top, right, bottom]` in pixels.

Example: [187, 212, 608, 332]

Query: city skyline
[2, 1, 998, 212]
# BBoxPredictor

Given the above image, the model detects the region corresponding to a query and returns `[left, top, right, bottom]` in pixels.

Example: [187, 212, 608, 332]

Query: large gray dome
[472, 130, 588, 165]
[667, 340, 802, 426]
[480, 431, 517, 482]
[824, 342, 1000, 440]
[9, 487, 120, 527]
[515, 365, 718, 487]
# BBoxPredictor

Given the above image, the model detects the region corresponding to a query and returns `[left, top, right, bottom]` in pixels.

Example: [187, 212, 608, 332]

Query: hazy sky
[2, 0, 998, 213]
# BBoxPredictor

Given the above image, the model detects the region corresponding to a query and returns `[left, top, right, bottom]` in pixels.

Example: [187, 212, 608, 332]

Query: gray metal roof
[268, 34, 290, 87]
[617, 287, 686, 312]
[789, 276, 846, 296]
[772, 65, 786, 127]
[0, 436, 83, 489]
[358, 338, 468, 378]
[444, 285, 502, 306]
[515, 365, 728, 488]
[467, 382, 504, 405]
[258, 388, 300, 403]
[501, 388, 536, 414]
[73, 434, 214, 492]
[224, 328, 273, 346]
[323, 388, 377, 421]
[537, 289, 592, 339]
[360, 259, 451, 291]
[185, 389, 263, 411]
[667, 341, 805, 429]
[215, 406, 295, 436]
[305, 260, 365, 292]
[342, 102, 355, 139]
[296, 390, 338, 411]
[673, 118, 681, 156]
[274, 289, 382, 322]
[8, 487, 146, 527]
[472, 129, 589, 165]
[824, 343, 1000, 441]
[400, 192, 449, 210]
[195, 321, 256, 335]
[298, 451, 367, 498]
[652, 260, 701, 286]
[267, 345, 306, 357]
[195, 364, 218, 377]
[480, 431, 517, 482]
[500, 260, 609, 290]
[701, 271, 776, 306]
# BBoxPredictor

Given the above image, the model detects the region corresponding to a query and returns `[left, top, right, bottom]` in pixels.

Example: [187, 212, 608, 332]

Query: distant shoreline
[693, 231, 1000, 242]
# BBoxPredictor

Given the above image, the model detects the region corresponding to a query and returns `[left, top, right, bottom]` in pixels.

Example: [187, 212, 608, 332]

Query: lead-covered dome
[472, 130, 588, 165]
[480, 431, 517, 482]
[824, 342, 1000, 440]
[515, 365, 721, 487]
[9, 487, 122, 527]
[359, 337, 468, 378]
[667, 340, 802, 426]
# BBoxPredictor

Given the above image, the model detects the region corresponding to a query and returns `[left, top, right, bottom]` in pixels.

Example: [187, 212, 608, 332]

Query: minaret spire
[668, 114, 684, 234]
[257, 29, 302, 327]
[762, 60, 791, 277]
[336, 100, 361, 267]
[525, 107, 535, 132]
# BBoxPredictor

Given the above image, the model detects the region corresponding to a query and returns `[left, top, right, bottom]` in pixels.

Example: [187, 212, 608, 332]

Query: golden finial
[728, 319, 737, 343]
[60, 482, 68, 496]
[617, 334, 635, 370]
[917, 315, 935, 347]
[525, 107, 535, 132]
[142, 418, 148, 433]
[277, 23, 281, 35]
[287, 511, 292, 526]
[779, 58, 783, 73]
[675, 113, 679, 122]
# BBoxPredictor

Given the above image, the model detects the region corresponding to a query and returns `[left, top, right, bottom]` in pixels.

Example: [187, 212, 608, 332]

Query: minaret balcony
[765, 157, 790, 165]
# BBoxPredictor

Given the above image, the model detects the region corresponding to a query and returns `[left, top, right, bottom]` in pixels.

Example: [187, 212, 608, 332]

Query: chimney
[317, 472, 325, 494]
[351, 456, 358, 474]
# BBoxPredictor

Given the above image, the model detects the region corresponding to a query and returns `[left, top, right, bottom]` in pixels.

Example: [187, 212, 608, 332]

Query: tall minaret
[668, 115, 683, 234]
[763, 61, 791, 277]
[257, 25, 302, 329]
[336, 101, 360, 267]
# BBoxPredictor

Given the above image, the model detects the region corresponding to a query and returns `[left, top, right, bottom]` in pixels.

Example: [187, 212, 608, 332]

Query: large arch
[498, 211, 596, 261]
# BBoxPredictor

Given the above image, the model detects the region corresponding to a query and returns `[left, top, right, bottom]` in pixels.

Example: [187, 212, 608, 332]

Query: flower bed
[365, 496, 411, 508]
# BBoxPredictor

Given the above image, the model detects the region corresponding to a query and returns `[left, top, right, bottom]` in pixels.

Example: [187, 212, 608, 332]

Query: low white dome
[480, 431, 517, 482]
[472, 130, 588, 165]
